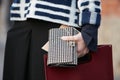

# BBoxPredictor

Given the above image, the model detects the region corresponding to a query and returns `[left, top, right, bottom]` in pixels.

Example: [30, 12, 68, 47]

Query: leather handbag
[44, 45, 114, 80]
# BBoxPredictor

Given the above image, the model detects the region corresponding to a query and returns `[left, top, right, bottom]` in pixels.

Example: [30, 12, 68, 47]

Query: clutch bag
[47, 27, 79, 67]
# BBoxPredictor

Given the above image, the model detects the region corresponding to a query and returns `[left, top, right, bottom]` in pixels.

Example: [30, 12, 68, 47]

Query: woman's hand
[60, 25, 89, 58]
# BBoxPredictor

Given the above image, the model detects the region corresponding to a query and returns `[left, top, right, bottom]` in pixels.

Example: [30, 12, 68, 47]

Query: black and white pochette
[47, 27, 79, 67]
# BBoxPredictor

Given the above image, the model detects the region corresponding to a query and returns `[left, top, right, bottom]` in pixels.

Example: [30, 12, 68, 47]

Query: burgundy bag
[44, 45, 114, 80]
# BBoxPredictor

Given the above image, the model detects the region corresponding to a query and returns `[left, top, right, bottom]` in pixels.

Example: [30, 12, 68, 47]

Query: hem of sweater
[10, 16, 80, 28]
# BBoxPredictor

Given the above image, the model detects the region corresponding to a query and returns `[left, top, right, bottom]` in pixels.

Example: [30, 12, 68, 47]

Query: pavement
[0, 27, 6, 80]
[0, 1, 7, 80]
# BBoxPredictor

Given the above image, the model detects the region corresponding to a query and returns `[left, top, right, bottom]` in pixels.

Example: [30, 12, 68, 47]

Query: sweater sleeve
[76, 0, 101, 51]
[81, 24, 98, 51]
[77, 0, 101, 27]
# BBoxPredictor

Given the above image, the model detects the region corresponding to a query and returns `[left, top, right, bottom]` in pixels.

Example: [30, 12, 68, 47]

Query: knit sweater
[10, 0, 101, 27]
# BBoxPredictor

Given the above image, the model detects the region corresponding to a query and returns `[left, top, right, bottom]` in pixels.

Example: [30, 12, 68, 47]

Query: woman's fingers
[77, 47, 89, 58]
[61, 32, 89, 58]
[61, 36, 76, 41]
[61, 32, 81, 41]
[77, 39, 89, 57]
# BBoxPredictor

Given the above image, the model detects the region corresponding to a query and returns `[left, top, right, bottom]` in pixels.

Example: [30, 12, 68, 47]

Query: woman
[3, 0, 101, 80]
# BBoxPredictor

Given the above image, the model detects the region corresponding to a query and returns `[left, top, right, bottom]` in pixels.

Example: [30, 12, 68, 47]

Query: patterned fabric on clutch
[48, 27, 79, 67]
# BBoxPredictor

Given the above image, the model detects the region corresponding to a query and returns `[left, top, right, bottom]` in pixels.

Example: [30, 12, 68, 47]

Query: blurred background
[0, 0, 120, 80]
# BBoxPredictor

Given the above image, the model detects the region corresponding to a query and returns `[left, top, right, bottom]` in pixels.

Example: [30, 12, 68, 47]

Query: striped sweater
[10, 0, 101, 27]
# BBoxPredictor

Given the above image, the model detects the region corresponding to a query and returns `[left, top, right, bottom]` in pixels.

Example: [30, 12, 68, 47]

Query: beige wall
[98, 17, 120, 79]
[100, 0, 120, 79]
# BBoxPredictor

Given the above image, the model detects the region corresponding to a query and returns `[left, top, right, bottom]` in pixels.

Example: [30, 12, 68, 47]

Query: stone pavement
[0, 28, 6, 80]
[0, 1, 7, 80]
[0, 41, 5, 80]
[0, 16, 6, 79]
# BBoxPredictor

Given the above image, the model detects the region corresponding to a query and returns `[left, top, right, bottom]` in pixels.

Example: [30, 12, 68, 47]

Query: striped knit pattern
[10, 0, 101, 27]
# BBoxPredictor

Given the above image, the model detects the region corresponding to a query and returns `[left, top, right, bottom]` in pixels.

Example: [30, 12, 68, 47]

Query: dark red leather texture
[44, 45, 114, 80]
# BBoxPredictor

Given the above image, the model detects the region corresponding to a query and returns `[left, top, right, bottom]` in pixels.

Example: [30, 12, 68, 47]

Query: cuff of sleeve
[81, 24, 98, 51]
[78, 12, 101, 27]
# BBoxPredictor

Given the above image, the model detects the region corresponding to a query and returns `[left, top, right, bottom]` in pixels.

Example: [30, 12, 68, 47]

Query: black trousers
[3, 19, 60, 80]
